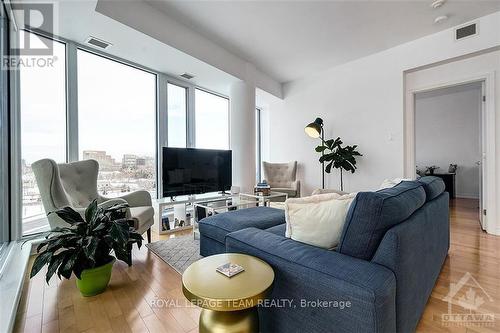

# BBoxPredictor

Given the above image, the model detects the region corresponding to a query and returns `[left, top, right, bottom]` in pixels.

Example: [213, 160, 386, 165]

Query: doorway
[414, 82, 485, 228]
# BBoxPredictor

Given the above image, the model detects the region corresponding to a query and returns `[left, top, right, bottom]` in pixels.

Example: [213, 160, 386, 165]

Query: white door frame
[404, 71, 496, 233]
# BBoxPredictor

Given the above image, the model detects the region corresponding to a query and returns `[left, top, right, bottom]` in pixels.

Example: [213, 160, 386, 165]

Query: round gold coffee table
[182, 253, 274, 333]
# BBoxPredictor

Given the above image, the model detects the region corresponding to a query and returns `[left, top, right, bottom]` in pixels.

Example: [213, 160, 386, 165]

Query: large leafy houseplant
[30, 199, 143, 296]
[316, 137, 362, 191]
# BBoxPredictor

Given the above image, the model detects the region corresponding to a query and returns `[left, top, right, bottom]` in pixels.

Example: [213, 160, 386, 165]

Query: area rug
[146, 236, 203, 274]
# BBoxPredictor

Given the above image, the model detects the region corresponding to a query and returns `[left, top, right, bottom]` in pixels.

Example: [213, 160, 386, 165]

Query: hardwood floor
[416, 198, 500, 333]
[14, 198, 500, 333]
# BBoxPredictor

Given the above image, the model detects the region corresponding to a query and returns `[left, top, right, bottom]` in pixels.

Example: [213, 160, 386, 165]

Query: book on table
[216, 262, 245, 278]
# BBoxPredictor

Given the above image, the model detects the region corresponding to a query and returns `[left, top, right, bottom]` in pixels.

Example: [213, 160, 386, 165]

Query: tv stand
[154, 192, 238, 235]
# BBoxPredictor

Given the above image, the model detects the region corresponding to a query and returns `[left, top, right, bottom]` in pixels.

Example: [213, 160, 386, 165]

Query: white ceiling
[14, 0, 240, 95]
[145, 0, 500, 83]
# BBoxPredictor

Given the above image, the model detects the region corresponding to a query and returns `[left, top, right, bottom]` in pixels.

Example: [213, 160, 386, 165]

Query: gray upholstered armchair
[32, 159, 154, 242]
[262, 161, 300, 198]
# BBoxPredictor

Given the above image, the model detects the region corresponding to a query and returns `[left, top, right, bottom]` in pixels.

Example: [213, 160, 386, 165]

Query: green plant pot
[76, 258, 115, 297]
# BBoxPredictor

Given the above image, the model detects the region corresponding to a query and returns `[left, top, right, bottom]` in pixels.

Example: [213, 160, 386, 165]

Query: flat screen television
[162, 147, 232, 198]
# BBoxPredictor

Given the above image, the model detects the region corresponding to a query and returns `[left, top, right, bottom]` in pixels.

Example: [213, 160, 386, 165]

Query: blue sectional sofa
[198, 177, 449, 333]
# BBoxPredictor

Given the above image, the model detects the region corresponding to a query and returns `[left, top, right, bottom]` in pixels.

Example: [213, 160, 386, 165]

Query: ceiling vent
[180, 73, 195, 80]
[455, 22, 478, 41]
[85, 36, 112, 49]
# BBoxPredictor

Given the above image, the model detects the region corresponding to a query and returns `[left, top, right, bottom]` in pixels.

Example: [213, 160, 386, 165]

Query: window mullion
[66, 42, 78, 162]
[157, 74, 168, 198]
[9, 26, 22, 240]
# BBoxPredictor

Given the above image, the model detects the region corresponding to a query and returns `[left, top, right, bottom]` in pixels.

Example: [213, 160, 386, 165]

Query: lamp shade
[305, 118, 323, 138]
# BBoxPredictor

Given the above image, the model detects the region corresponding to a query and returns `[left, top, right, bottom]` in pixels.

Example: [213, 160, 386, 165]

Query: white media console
[153, 192, 236, 235]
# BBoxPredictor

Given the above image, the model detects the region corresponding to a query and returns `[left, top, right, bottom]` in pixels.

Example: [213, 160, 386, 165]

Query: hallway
[417, 198, 500, 332]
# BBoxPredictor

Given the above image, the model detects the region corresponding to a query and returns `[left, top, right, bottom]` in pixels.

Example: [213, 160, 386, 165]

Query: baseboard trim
[455, 194, 480, 200]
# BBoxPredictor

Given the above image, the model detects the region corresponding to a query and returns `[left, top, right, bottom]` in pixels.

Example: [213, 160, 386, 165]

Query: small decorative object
[255, 180, 271, 196]
[175, 218, 185, 227]
[161, 214, 170, 231]
[185, 213, 192, 226]
[216, 262, 245, 278]
[448, 164, 457, 173]
[426, 165, 440, 175]
[173, 204, 186, 228]
[29, 200, 142, 296]
[230, 185, 240, 195]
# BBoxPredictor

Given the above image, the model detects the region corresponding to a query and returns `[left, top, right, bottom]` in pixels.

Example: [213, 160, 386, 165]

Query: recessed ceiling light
[434, 15, 449, 24]
[431, 0, 446, 9]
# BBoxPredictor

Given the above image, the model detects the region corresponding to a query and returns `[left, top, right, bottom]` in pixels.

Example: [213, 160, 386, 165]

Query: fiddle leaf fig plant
[30, 199, 143, 283]
[316, 137, 362, 191]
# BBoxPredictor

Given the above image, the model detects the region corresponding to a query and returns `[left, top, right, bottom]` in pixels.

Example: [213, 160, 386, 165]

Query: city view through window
[20, 39, 157, 235]
[77, 49, 157, 202]
[19, 33, 231, 235]
[20, 32, 67, 234]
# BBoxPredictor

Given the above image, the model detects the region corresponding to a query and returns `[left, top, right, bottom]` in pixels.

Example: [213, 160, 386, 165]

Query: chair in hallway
[32, 158, 154, 242]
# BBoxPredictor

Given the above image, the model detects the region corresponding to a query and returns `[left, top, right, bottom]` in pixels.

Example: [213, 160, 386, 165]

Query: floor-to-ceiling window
[77, 49, 157, 198]
[167, 83, 187, 148]
[20, 31, 66, 234]
[16, 32, 231, 236]
[195, 88, 229, 150]
[0, 5, 9, 244]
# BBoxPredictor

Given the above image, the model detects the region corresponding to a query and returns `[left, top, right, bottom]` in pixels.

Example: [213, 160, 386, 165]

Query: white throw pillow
[378, 178, 411, 190]
[284, 193, 356, 249]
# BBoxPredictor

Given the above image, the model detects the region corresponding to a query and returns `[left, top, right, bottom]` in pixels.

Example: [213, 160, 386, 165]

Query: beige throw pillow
[284, 193, 356, 249]
[378, 178, 411, 190]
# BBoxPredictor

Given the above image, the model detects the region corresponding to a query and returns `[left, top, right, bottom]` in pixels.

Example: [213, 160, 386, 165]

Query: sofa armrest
[98, 198, 128, 209]
[226, 228, 396, 333]
[100, 190, 152, 208]
[75, 198, 131, 219]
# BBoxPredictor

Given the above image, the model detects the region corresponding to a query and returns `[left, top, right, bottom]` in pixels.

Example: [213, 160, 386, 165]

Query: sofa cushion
[417, 176, 446, 202]
[198, 206, 285, 244]
[337, 181, 426, 260]
[265, 223, 286, 236]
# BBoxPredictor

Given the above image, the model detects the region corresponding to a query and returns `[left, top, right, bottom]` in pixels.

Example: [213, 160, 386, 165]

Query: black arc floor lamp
[305, 117, 325, 189]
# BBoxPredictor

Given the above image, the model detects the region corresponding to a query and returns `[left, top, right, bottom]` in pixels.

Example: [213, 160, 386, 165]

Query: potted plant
[29, 199, 143, 296]
[316, 137, 362, 191]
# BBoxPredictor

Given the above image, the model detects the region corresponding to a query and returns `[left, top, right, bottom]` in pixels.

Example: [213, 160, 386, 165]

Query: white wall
[415, 83, 482, 198]
[258, 11, 500, 196]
